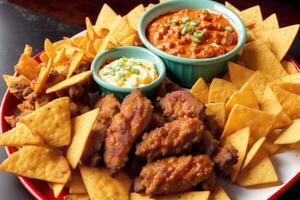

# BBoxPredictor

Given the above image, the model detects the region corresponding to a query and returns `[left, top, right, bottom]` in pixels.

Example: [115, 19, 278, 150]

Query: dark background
[0, 0, 299, 199]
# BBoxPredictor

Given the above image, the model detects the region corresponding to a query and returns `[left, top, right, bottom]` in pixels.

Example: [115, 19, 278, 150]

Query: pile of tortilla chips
[192, 1, 300, 189]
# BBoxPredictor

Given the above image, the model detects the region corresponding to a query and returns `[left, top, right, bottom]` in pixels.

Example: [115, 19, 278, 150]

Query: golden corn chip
[228, 62, 254, 87]
[67, 51, 85, 78]
[15, 53, 41, 80]
[63, 194, 90, 200]
[240, 5, 263, 27]
[274, 119, 300, 144]
[205, 103, 226, 128]
[49, 180, 68, 198]
[272, 86, 300, 119]
[64, 44, 84, 59]
[289, 142, 300, 150]
[107, 15, 136, 43]
[223, 127, 250, 182]
[40, 52, 49, 63]
[95, 3, 117, 31]
[208, 78, 238, 103]
[20, 97, 71, 147]
[54, 48, 68, 66]
[80, 166, 131, 200]
[255, 24, 300, 61]
[225, 2, 241, 14]
[271, 82, 300, 96]
[247, 71, 270, 102]
[242, 137, 266, 169]
[267, 129, 283, 142]
[158, 191, 211, 200]
[0, 146, 70, 183]
[53, 39, 66, 49]
[145, 3, 155, 11]
[222, 104, 275, 142]
[84, 41, 97, 60]
[44, 38, 56, 59]
[191, 77, 209, 104]
[23, 44, 33, 56]
[0, 123, 44, 147]
[34, 59, 53, 93]
[280, 74, 300, 83]
[246, 29, 256, 42]
[263, 141, 280, 155]
[99, 36, 118, 53]
[46, 71, 92, 94]
[127, 4, 145, 31]
[78, 36, 89, 50]
[236, 149, 278, 186]
[85, 17, 96, 41]
[66, 109, 99, 169]
[119, 34, 136, 46]
[281, 61, 298, 74]
[211, 184, 230, 200]
[241, 40, 287, 79]
[226, 82, 259, 112]
[252, 14, 279, 32]
[17, 102, 31, 112]
[159, 0, 170, 3]
[69, 170, 87, 194]
[71, 36, 85, 47]
[261, 86, 292, 129]
[2, 74, 30, 88]
[93, 38, 104, 52]
[130, 193, 154, 200]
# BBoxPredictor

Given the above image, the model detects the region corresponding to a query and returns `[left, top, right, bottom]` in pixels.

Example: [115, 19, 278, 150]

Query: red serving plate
[0, 52, 300, 200]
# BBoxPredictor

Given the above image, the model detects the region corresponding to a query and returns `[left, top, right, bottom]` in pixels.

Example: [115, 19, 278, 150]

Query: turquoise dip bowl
[92, 46, 166, 100]
[138, 0, 246, 88]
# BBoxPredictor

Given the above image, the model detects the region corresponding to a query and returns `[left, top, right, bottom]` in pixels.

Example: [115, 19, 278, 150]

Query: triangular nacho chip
[252, 14, 279, 32]
[67, 51, 85, 78]
[34, 59, 53, 93]
[208, 78, 238, 103]
[255, 24, 300, 61]
[247, 71, 270, 102]
[119, 34, 136, 46]
[281, 61, 299, 74]
[66, 109, 99, 169]
[15, 53, 41, 80]
[223, 127, 250, 182]
[95, 4, 117, 31]
[64, 194, 90, 200]
[46, 71, 92, 94]
[274, 119, 300, 144]
[85, 17, 96, 41]
[44, 38, 56, 59]
[240, 5, 263, 27]
[158, 191, 211, 200]
[127, 4, 145, 31]
[130, 193, 154, 200]
[205, 103, 226, 128]
[20, 97, 71, 147]
[106, 15, 136, 42]
[191, 77, 209, 104]
[271, 82, 300, 96]
[0, 123, 44, 147]
[228, 62, 254, 87]
[242, 137, 266, 169]
[53, 48, 68, 66]
[0, 146, 70, 183]
[211, 184, 231, 200]
[69, 170, 87, 194]
[225, 2, 241, 14]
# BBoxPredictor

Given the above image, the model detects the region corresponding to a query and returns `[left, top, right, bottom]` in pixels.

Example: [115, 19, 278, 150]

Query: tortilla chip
[247, 71, 270, 102]
[49, 180, 68, 198]
[191, 77, 209, 104]
[67, 51, 85, 78]
[236, 149, 278, 186]
[69, 170, 87, 194]
[85, 17, 96, 41]
[106, 15, 136, 42]
[263, 141, 280, 155]
[63, 194, 90, 200]
[241, 40, 287, 79]
[46, 71, 92, 94]
[280, 74, 300, 83]
[0, 123, 44, 147]
[272, 86, 300, 119]
[205, 103, 226, 128]
[281, 61, 298, 74]
[222, 104, 275, 142]
[208, 78, 238, 103]
[2, 74, 30, 88]
[145, 3, 155, 11]
[119, 34, 136, 46]
[53, 48, 68, 66]
[85, 40, 97, 60]
[242, 137, 266, 169]
[66, 109, 99, 169]
[271, 82, 300, 96]
[0, 146, 70, 183]
[99, 36, 118, 53]
[274, 119, 300, 144]
[255, 24, 300, 61]
[44, 38, 56, 59]
[34, 59, 53, 93]
[40, 52, 49, 63]
[289, 141, 300, 150]
[226, 82, 259, 112]
[260, 86, 292, 129]
[130, 193, 154, 200]
[95, 4, 117, 31]
[228, 62, 254, 87]
[80, 166, 131, 200]
[15, 53, 41, 80]
[93, 38, 104, 52]
[240, 5, 263, 27]
[223, 127, 250, 182]
[252, 14, 279, 32]
[158, 191, 210, 200]
[64, 44, 84, 59]
[127, 4, 145, 31]
[211, 184, 231, 200]
[20, 97, 71, 147]
[225, 2, 241, 14]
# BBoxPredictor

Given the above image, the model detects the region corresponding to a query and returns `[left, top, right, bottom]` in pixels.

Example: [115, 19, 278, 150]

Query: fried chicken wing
[158, 90, 206, 121]
[104, 89, 153, 175]
[213, 143, 238, 176]
[82, 94, 121, 166]
[136, 118, 205, 161]
[134, 155, 214, 195]
[156, 79, 182, 98]
[197, 129, 219, 156]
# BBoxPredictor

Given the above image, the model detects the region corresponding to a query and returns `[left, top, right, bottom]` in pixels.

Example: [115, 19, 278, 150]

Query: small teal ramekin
[138, 0, 246, 88]
[91, 46, 166, 100]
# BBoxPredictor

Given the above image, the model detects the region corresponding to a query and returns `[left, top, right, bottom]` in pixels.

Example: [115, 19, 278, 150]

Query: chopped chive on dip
[99, 57, 158, 88]
[225, 26, 233, 32]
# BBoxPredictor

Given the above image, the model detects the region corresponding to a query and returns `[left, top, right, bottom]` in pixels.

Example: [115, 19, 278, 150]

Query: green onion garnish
[181, 16, 190, 23]
[181, 26, 188, 35]
[225, 26, 233, 32]
[193, 30, 204, 38]
[191, 35, 201, 44]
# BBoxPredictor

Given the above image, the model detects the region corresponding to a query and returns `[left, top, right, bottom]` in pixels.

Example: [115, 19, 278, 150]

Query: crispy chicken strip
[136, 118, 205, 161]
[156, 79, 182, 98]
[104, 89, 153, 175]
[158, 90, 206, 121]
[82, 94, 121, 166]
[134, 155, 214, 195]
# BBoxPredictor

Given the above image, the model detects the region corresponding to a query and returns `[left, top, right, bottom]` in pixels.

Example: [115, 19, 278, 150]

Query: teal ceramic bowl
[92, 46, 166, 99]
[138, 0, 246, 88]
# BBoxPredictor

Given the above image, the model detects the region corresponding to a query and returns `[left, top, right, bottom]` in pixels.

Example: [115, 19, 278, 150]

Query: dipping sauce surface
[146, 9, 238, 59]
[99, 57, 158, 88]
